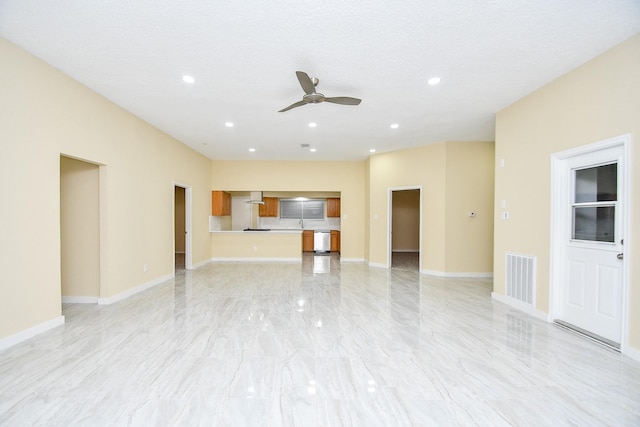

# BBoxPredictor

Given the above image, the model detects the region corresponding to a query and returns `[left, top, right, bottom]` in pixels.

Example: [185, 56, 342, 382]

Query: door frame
[173, 182, 193, 270]
[549, 134, 630, 350]
[387, 186, 422, 269]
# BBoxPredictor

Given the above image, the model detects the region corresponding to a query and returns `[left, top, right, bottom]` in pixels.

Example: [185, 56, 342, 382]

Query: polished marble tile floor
[1, 255, 639, 426]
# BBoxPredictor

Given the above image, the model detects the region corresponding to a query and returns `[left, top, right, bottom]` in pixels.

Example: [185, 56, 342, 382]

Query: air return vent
[505, 253, 536, 305]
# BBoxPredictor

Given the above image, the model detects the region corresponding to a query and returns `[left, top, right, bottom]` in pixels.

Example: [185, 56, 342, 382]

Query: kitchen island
[211, 229, 303, 261]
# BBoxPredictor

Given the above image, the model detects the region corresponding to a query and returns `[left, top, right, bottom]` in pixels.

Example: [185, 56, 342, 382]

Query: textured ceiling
[1, 1, 639, 161]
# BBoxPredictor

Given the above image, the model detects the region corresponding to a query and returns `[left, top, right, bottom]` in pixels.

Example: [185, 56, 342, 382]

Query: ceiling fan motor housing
[303, 93, 325, 104]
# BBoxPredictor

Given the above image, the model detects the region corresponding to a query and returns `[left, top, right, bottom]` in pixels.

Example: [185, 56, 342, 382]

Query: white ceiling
[1, 1, 639, 161]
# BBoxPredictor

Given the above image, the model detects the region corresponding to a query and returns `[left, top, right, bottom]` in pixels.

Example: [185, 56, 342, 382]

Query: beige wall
[368, 141, 494, 274]
[494, 34, 640, 349]
[0, 38, 212, 340]
[211, 160, 366, 260]
[369, 143, 446, 270]
[211, 232, 302, 259]
[60, 156, 100, 298]
[392, 190, 420, 251]
[445, 141, 495, 272]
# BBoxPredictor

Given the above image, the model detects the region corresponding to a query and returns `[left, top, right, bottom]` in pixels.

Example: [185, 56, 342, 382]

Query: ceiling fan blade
[324, 96, 362, 106]
[295, 71, 316, 95]
[278, 100, 307, 112]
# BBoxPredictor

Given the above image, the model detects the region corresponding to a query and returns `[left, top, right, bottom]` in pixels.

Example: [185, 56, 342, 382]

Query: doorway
[389, 187, 421, 270]
[174, 183, 192, 270]
[550, 136, 629, 348]
[60, 156, 101, 303]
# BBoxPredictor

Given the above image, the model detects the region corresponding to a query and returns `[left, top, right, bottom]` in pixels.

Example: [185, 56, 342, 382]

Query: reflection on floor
[1, 259, 639, 425]
[391, 251, 419, 271]
[175, 252, 185, 270]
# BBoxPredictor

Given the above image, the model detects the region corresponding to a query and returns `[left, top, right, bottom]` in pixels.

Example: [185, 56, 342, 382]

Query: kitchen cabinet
[259, 197, 278, 217]
[302, 230, 314, 252]
[331, 230, 340, 253]
[327, 198, 341, 218]
[211, 191, 231, 216]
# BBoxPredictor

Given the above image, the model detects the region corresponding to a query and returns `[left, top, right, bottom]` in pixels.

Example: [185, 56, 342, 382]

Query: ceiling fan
[278, 71, 362, 112]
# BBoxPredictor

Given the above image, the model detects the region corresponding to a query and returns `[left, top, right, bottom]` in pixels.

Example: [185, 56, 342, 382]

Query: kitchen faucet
[299, 219, 304, 228]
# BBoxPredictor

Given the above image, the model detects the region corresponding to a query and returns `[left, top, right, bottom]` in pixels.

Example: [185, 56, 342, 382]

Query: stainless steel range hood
[248, 191, 264, 204]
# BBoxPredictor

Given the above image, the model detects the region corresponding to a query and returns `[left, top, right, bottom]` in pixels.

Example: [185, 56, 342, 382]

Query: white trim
[491, 293, 550, 322]
[388, 186, 422, 270]
[0, 316, 65, 353]
[340, 258, 366, 263]
[62, 296, 98, 304]
[624, 345, 640, 363]
[191, 258, 212, 269]
[98, 273, 174, 305]
[549, 134, 631, 349]
[421, 269, 493, 278]
[368, 262, 388, 268]
[210, 257, 302, 262]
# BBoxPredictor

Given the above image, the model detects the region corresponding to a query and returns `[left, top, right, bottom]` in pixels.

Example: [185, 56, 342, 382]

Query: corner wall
[368, 141, 494, 274]
[0, 37, 212, 341]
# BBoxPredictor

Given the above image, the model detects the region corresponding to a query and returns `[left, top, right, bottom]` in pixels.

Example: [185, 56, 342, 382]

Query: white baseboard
[624, 345, 640, 363]
[368, 262, 388, 268]
[340, 258, 365, 263]
[210, 257, 302, 262]
[0, 316, 65, 353]
[62, 296, 99, 304]
[491, 292, 550, 321]
[190, 258, 212, 269]
[421, 270, 494, 278]
[98, 273, 174, 305]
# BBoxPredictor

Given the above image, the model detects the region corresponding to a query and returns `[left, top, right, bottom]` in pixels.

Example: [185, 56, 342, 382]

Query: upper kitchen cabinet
[211, 191, 231, 216]
[326, 198, 341, 218]
[259, 197, 278, 217]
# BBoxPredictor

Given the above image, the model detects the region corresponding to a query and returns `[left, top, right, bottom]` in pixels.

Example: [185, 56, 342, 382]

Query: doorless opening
[389, 187, 421, 270]
[60, 155, 101, 303]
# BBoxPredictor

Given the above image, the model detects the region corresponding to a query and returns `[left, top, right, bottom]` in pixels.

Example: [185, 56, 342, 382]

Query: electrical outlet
[143, 264, 148, 272]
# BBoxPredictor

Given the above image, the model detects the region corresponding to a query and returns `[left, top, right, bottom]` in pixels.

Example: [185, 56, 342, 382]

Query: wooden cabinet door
[331, 230, 340, 252]
[302, 230, 314, 252]
[327, 198, 341, 217]
[259, 197, 278, 217]
[211, 191, 231, 216]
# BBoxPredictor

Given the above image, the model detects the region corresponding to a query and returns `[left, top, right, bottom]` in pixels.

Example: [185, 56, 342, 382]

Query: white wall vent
[505, 253, 536, 306]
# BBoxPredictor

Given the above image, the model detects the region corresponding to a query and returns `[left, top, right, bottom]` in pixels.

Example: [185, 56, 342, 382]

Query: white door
[558, 145, 625, 345]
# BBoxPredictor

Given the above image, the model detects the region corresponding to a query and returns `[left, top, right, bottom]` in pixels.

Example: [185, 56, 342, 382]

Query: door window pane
[572, 206, 615, 242]
[575, 163, 617, 203]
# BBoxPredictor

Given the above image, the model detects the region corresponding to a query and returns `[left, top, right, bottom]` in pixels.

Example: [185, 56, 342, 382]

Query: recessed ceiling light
[427, 77, 440, 86]
[249, 148, 255, 152]
[182, 75, 195, 84]
[310, 148, 317, 152]
[369, 149, 376, 153]
[225, 122, 234, 127]
[308, 122, 317, 128]
[390, 123, 399, 129]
